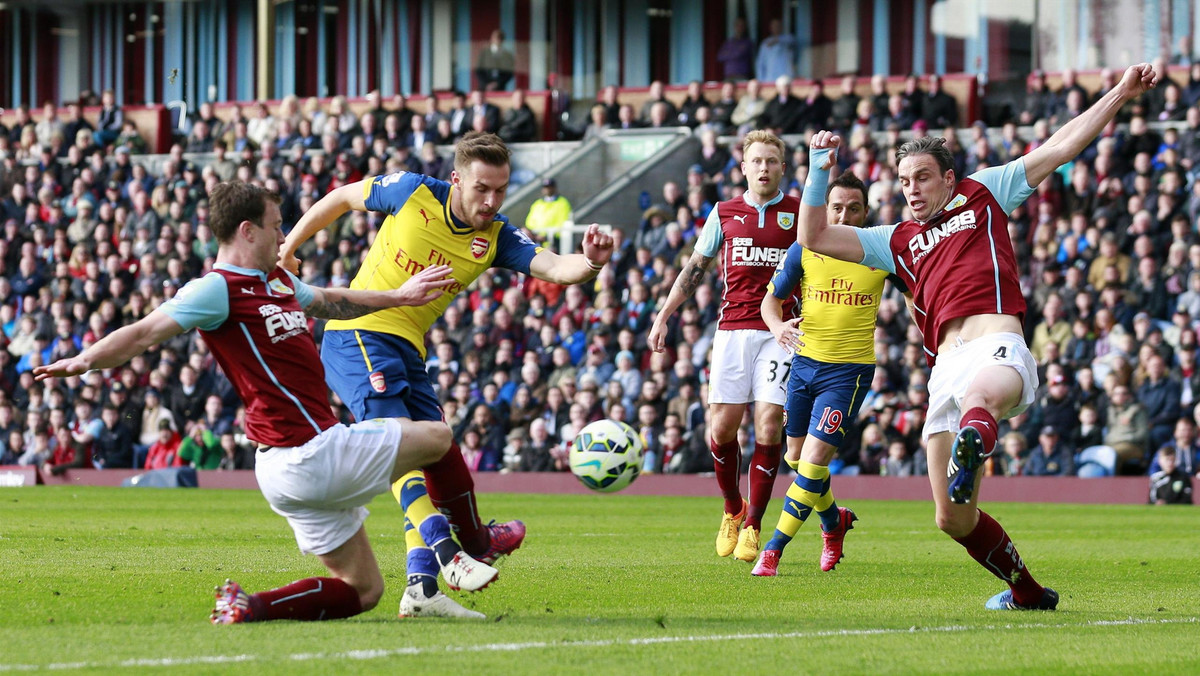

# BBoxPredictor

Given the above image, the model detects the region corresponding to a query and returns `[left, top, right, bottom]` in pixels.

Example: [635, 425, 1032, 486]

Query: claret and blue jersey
[853, 160, 1036, 365]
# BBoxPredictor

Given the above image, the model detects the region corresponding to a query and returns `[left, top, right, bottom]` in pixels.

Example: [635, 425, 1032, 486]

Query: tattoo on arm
[304, 296, 377, 320]
[677, 254, 714, 297]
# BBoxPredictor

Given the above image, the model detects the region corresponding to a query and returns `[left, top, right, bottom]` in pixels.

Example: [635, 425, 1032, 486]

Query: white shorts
[707, 329, 789, 406]
[924, 332, 1038, 439]
[254, 419, 403, 556]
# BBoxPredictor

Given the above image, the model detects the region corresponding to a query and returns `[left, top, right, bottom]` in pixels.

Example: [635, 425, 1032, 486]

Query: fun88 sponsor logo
[259, 303, 308, 342]
[729, 237, 786, 266]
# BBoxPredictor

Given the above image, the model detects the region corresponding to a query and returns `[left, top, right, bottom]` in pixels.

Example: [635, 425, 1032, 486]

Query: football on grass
[568, 419, 645, 493]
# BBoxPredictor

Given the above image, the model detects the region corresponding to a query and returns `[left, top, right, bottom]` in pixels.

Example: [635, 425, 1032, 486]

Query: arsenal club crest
[369, 371, 387, 393]
[470, 236, 489, 259]
[777, 212, 795, 230]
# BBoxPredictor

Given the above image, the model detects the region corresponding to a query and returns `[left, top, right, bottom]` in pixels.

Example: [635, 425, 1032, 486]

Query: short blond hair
[742, 130, 785, 158]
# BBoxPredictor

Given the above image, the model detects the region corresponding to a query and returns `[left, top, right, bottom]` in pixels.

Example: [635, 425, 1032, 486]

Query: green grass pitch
[1, 486, 1198, 674]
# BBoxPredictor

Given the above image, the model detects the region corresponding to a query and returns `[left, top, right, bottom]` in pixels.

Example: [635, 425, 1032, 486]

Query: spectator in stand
[1024, 426, 1074, 476]
[497, 89, 538, 143]
[1148, 446, 1193, 504]
[677, 81, 711, 128]
[475, 29, 515, 91]
[1105, 384, 1148, 474]
[179, 420, 223, 469]
[92, 90, 124, 148]
[467, 90, 500, 134]
[731, 78, 766, 133]
[755, 18, 796, 82]
[583, 104, 611, 141]
[638, 81, 678, 126]
[717, 17, 755, 80]
[994, 432, 1027, 477]
[1150, 417, 1200, 476]
[144, 414, 183, 470]
[800, 80, 833, 130]
[829, 76, 861, 132]
[921, 75, 958, 128]
[1020, 70, 1055, 124]
[760, 76, 804, 135]
[525, 177, 571, 246]
[1139, 351, 1182, 454]
[93, 403, 133, 469]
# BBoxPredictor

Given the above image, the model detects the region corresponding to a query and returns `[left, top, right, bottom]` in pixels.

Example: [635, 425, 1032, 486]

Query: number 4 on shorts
[992, 346, 1008, 360]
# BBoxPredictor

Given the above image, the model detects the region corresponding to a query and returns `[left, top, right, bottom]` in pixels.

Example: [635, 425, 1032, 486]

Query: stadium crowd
[1, 63, 1199, 499]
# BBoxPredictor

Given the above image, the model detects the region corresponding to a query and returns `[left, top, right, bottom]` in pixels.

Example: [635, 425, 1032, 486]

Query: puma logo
[733, 214, 748, 225]
[811, 252, 826, 263]
[710, 451, 726, 465]
[419, 208, 436, 227]
[754, 464, 776, 477]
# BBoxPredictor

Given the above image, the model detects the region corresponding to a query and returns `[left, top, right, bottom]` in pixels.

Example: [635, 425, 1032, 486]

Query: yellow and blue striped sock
[814, 470, 840, 532]
[764, 461, 830, 551]
[393, 470, 460, 567]
[403, 517, 439, 596]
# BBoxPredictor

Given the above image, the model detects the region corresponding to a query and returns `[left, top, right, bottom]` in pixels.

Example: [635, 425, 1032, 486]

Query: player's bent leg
[946, 366, 1022, 505]
[929, 434, 1054, 608]
[393, 471, 498, 592]
[212, 527, 379, 624]
[928, 432, 981, 537]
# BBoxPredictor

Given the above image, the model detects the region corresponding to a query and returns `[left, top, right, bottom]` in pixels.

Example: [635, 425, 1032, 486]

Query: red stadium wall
[5, 467, 1178, 506]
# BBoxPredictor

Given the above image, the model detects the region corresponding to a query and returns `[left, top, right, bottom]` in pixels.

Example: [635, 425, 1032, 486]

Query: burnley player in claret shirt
[797, 64, 1158, 611]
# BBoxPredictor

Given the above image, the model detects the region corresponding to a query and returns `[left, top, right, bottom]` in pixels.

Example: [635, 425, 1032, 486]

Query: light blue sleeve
[694, 204, 724, 258]
[854, 225, 899, 274]
[969, 160, 1036, 213]
[157, 272, 229, 332]
[768, 242, 805, 299]
[84, 419, 104, 438]
[282, 270, 315, 309]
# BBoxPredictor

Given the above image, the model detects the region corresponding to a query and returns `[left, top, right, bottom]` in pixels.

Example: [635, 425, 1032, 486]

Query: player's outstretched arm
[798, 131, 866, 263]
[646, 249, 715, 352]
[279, 181, 369, 274]
[303, 264, 457, 319]
[33, 311, 186, 381]
[527, 223, 613, 284]
[1023, 63, 1156, 187]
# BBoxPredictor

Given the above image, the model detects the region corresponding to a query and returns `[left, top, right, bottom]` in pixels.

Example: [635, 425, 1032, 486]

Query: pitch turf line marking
[1, 617, 1196, 671]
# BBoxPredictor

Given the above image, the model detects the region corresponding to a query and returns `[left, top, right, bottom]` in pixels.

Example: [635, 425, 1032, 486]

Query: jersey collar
[741, 189, 784, 212]
[215, 262, 270, 281]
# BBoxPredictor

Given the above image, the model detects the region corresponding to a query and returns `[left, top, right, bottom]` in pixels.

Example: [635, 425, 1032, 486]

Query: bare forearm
[75, 323, 163, 371]
[761, 294, 786, 334]
[658, 256, 710, 322]
[305, 287, 396, 320]
[1042, 90, 1126, 163]
[538, 254, 602, 285]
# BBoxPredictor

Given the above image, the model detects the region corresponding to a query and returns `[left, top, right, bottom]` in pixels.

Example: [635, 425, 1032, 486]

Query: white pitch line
[1, 617, 1196, 672]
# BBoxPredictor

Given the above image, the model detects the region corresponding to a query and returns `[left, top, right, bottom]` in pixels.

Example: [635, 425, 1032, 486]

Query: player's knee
[934, 509, 973, 538]
[408, 421, 452, 465]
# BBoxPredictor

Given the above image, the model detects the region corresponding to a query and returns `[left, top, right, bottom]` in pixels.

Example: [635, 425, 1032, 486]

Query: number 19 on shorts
[817, 407, 843, 435]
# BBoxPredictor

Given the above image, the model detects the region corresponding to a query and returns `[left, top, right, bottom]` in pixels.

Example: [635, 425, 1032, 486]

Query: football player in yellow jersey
[752, 172, 908, 577]
[279, 132, 613, 615]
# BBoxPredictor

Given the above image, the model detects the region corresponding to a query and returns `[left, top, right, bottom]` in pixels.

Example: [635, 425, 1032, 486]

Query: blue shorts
[785, 355, 873, 446]
[321, 329, 443, 423]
